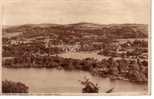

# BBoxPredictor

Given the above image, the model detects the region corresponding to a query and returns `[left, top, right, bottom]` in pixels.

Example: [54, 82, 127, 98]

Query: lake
[56, 52, 136, 61]
[57, 51, 109, 61]
[2, 68, 148, 94]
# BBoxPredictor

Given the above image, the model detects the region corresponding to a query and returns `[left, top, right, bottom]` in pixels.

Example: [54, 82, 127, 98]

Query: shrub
[2, 80, 29, 93]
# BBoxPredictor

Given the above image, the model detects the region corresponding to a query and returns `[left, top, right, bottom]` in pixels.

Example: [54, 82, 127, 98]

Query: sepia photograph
[1, 0, 150, 95]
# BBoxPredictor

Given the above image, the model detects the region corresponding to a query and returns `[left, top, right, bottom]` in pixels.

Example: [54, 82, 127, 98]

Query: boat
[105, 88, 114, 93]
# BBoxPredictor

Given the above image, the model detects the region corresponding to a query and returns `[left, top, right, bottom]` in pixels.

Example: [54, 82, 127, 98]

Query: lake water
[57, 52, 133, 61]
[2, 68, 148, 94]
[57, 51, 109, 61]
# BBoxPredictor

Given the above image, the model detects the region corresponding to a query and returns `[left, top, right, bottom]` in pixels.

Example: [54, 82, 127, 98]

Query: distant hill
[2, 22, 148, 39]
[66, 22, 104, 29]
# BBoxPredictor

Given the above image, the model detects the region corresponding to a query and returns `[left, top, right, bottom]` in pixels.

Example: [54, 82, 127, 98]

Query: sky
[2, 0, 150, 25]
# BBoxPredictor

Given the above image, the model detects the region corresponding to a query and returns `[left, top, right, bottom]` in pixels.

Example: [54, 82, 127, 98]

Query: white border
[0, 0, 153, 97]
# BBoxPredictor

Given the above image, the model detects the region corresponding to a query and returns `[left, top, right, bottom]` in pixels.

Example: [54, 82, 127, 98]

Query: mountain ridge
[2, 22, 148, 39]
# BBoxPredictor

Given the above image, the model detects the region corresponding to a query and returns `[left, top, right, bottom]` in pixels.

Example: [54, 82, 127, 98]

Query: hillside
[2, 23, 148, 39]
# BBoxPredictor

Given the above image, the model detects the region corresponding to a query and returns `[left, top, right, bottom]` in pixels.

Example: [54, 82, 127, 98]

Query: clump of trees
[3, 43, 64, 57]
[2, 80, 29, 93]
[98, 39, 148, 58]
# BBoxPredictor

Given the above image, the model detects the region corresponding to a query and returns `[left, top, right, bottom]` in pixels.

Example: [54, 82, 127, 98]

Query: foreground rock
[80, 78, 99, 93]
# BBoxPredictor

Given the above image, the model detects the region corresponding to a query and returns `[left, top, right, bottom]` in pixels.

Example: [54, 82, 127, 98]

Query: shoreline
[3, 54, 148, 84]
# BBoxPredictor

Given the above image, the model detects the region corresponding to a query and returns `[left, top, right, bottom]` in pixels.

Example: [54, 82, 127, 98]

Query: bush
[2, 80, 29, 93]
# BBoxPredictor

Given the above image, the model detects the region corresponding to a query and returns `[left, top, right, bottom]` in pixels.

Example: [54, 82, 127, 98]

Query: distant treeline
[3, 23, 148, 39]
